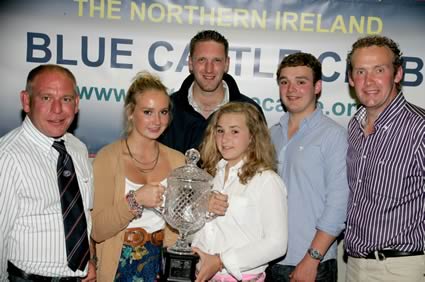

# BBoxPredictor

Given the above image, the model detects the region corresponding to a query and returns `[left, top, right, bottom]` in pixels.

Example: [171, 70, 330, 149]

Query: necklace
[125, 138, 160, 173]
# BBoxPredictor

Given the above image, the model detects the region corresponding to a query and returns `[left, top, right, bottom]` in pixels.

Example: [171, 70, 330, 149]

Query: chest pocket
[291, 144, 321, 168]
[369, 158, 422, 203]
[228, 194, 256, 227]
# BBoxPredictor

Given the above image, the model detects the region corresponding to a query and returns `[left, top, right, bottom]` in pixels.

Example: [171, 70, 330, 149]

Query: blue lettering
[149, 41, 174, 71]
[78, 86, 94, 100]
[251, 97, 284, 112]
[347, 102, 358, 116]
[113, 88, 126, 102]
[262, 97, 275, 111]
[111, 38, 133, 69]
[229, 47, 251, 76]
[57, 34, 77, 65]
[26, 32, 51, 63]
[332, 102, 345, 116]
[403, 56, 423, 87]
[176, 44, 189, 72]
[78, 86, 125, 102]
[27, 32, 133, 68]
[82, 36, 105, 67]
[276, 99, 284, 112]
[319, 51, 341, 82]
[254, 48, 273, 78]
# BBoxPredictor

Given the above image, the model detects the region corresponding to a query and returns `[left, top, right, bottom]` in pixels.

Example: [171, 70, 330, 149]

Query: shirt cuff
[220, 249, 242, 280]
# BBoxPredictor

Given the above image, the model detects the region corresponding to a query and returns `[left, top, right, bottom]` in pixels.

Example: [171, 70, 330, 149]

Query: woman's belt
[123, 228, 164, 247]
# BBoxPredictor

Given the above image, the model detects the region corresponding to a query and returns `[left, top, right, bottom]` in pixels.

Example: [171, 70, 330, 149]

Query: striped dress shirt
[0, 117, 93, 280]
[345, 93, 425, 257]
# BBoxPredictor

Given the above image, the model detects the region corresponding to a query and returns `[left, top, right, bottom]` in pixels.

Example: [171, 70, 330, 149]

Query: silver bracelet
[126, 190, 144, 218]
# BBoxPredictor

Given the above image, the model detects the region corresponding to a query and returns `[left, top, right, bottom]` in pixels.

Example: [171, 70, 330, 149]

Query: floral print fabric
[115, 242, 161, 282]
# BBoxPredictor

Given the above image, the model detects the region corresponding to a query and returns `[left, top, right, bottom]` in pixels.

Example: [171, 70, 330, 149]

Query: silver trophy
[160, 149, 213, 281]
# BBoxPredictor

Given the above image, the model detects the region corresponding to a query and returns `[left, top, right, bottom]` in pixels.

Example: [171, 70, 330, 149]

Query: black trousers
[7, 261, 81, 282]
[265, 259, 337, 282]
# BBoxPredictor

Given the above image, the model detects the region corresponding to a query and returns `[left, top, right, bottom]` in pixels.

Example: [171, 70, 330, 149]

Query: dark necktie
[52, 140, 90, 272]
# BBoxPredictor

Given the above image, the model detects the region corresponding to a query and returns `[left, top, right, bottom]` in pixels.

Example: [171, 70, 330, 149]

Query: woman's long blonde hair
[199, 102, 276, 184]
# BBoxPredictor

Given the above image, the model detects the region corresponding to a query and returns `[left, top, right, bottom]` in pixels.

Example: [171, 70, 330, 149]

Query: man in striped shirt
[0, 65, 96, 281]
[344, 35, 425, 281]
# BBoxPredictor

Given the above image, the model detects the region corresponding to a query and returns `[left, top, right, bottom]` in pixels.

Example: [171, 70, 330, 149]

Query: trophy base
[161, 248, 199, 282]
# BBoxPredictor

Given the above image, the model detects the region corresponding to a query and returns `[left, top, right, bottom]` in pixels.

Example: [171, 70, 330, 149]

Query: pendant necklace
[125, 138, 160, 173]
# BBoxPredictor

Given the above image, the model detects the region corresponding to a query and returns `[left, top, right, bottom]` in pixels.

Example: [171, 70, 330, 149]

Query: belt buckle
[125, 228, 148, 248]
[151, 230, 163, 246]
[374, 250, 386, 261]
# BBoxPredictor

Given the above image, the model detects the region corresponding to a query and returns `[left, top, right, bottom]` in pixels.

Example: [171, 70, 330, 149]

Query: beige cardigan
[91, 140, 185, 282]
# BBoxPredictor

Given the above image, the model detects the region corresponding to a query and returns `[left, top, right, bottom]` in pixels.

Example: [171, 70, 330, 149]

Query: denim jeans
[265, 259, 337, 282]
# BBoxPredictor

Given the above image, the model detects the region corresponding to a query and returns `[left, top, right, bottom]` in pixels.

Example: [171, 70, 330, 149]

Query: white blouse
[192, 159, 288, 280]
[125, 178, 166, 233]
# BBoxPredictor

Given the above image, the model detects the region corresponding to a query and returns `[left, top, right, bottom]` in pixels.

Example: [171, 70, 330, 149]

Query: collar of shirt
[188, 81, 230, 114]
[214, 159, 245, 193]
[278, 107, 323, 132]
[22, 116, 68, 154]
[216, 158, 244, 172]
[354, 91, 406, 131]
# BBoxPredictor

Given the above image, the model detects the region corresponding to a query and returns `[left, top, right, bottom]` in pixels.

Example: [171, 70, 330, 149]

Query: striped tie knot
[53, 140, 66, 153]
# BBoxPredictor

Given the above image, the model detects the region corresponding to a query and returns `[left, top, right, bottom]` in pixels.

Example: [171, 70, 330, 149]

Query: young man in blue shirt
[266, 52, 349, 282]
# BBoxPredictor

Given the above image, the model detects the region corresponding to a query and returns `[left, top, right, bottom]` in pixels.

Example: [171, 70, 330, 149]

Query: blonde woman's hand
[135, 183, 165, 208]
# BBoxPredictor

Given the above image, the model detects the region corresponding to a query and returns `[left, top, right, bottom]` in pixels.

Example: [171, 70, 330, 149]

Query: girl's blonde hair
[199, 102, 276, 184]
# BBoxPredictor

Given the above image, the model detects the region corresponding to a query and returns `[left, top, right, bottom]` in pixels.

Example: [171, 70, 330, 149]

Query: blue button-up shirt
[270, 108, 349, 265]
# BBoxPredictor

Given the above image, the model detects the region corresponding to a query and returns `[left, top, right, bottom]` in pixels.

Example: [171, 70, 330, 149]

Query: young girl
[192, 102, 288, 282]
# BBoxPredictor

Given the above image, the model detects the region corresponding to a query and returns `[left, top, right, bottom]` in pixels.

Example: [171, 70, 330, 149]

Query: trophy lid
[168, 148, 213, 184]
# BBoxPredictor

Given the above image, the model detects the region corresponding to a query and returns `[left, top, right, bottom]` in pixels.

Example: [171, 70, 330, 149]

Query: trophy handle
[153, 194, 166, 215]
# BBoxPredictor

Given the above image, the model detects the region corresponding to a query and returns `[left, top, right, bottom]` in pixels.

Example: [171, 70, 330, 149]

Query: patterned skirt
[115, 242, 162, 282]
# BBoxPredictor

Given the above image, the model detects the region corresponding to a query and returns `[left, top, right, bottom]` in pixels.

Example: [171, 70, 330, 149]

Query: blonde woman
[91, 72, 184, 281]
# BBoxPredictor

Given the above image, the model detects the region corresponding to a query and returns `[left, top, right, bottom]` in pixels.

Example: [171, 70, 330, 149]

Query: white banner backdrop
[1, 0, 424, 156]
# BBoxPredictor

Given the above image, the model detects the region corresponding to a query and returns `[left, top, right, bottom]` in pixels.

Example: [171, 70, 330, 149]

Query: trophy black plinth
[161, 248, 199, 282]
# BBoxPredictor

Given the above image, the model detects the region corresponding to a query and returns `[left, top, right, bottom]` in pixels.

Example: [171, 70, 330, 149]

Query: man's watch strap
[307, 247, 324, 261]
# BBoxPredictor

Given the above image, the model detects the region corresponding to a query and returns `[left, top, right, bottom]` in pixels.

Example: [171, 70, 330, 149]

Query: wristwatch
[307, 248, 324, 261]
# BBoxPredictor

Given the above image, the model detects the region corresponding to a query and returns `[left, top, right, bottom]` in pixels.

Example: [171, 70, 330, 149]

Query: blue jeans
[265, 259, 337, 282]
